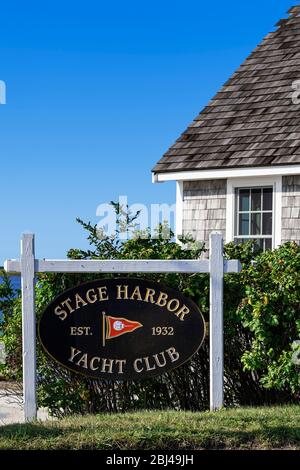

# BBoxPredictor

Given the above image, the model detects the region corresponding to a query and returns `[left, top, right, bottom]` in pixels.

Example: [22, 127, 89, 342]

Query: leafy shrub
[237, 242, 300, 399]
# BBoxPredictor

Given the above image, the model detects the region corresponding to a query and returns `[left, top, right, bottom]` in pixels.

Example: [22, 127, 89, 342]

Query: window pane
[239, 214, 249, 235]
[251, 213, 261, 235]
[251, 188, 261, 211]
[234, 237, 272, 251]
[264, 238, 272, 250]
[262, 213, 272, 235]
[235, 185, 273, 252]
[263, 188, 273, 211]
[253, 239, 264, 251]
[239, 189, 249, 211]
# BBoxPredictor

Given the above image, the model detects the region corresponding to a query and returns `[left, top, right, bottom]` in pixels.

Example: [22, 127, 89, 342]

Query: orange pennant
[102, 312, 142, 346]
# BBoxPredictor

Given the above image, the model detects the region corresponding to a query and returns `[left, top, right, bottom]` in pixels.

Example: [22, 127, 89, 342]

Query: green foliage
[1, 204, 300, 415]
[0, 271, 22, 379]
[237, 242, 300, 397]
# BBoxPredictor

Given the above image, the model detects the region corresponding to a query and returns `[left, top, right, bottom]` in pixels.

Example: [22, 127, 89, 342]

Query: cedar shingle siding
[282, 175, 300, 242]
[153, 6, 300, 174]
[182, 180, 226, 246]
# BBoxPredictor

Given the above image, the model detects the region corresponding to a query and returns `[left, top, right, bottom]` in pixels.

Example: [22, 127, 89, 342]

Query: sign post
[20, 234, 36, 421]
[209, 232, 224, 411]
[4, 231, 241, 421]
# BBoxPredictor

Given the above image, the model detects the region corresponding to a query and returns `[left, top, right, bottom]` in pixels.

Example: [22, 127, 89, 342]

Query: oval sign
[39, 278, 206, 380]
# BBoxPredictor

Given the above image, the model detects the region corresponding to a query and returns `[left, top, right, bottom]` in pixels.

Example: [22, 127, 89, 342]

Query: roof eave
[152, 164, 300, 183]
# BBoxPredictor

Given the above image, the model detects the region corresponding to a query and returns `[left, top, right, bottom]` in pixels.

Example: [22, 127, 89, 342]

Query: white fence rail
[4, 231, 241, 421]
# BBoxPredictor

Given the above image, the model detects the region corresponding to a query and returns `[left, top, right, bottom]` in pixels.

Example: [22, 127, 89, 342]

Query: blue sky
[0, 0, 295, 261]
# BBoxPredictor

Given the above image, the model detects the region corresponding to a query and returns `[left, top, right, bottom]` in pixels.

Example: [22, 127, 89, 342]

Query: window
[234, 187, 273, 250]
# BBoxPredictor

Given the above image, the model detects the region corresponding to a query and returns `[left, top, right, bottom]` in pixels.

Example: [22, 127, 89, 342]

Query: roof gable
[153, 6, 300, 174]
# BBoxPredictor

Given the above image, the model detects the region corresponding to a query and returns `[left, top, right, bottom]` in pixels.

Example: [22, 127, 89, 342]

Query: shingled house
[152, 6, 300, 251]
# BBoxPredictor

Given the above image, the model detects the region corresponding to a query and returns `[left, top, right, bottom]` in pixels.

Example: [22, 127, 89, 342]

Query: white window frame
[226, 176, 282, 248]
[175, 180, 183, 243]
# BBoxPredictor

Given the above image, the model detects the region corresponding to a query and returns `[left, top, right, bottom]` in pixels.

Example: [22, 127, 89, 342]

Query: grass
[1, 406, 300, 450]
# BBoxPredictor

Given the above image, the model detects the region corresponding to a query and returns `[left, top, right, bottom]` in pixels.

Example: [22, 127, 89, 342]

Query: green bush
[237, 242, 300, 398]
[1, 208, 300, 415]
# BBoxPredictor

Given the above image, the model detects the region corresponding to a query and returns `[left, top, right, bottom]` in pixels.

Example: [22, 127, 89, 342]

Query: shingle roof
[153, 6, 300, 174]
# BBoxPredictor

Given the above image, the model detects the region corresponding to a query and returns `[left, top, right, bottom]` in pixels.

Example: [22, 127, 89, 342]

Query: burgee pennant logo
[102, 312, 142, 346]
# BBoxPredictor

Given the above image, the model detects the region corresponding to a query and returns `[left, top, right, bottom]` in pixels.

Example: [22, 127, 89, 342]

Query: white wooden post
[21, 234, 37, 421]
[209, 232, 224, 411]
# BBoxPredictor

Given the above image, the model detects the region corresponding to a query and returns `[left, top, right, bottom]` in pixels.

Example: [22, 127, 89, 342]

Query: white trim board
[226, 176, 282, 248]
[153, 165, 300, 182]
[175, 181, 183, 242]
[5, 258, 241, 274]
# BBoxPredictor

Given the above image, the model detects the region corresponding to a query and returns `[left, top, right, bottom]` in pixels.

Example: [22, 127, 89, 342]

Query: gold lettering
[97, 286, 108, 301]
[116, 285, 128, 300]
[70, 326, 91, 335]
[68, 347, 82, 363]
[101, 358, 114, 373]
[54, 305, 67, 321]
[166, 347, 180, 363]
[76, 353, 88, 369]
[153, 351, 167, 368]
[90, 357, 100, 370]
[61, 298, 75, 314]
[115, 359, 126, 374]
[144, 288, 156, 303]
[130, 285, 142, 301]
[144, 356, 156, 371]
[167, 298, 180, 312]
[133, 358, 143, 373]
[175, 305, 190, 321]
[155, 292, 168, 308]
[86, 288, 97, 303]
[75, 293, 88, 310]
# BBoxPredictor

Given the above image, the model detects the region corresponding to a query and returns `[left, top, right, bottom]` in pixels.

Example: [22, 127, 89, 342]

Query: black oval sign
[39, 278, 206, 380]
